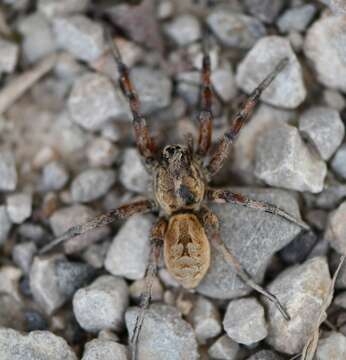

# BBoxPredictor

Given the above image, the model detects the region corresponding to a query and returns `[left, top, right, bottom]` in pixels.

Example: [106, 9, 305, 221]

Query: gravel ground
[0, 0, 346, 359]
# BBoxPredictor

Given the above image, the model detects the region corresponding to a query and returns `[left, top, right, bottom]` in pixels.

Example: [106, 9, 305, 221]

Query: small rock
[264, 257, 331, 354]
[244, 0, 285, 23]
[68, 73, 129, 130]
[18, 223, 46, 242]
[319, 0, 346, 14]
[334, 291, 346, 308]
[223, 297, 267, 345]
[304, 15, 346, 91]
[164, 14, 201, 46]
[236, 36, 306, 109]
[82, 339, 128, 360]
[305, 209, 328, 231]
[287, 31, 304, 53]
[0, 328, 77, 360]
[325, 201, 346, 254]
[120, 148, 151, 194]
[24, 310, 48, 332]
[73, 275, 129, 333]
[53, 15, 104, 62]
[105, 214, 153, 280]
[0, 294, 25, 330]
[129, 277, 163, 303]
[254, 124, 327, 193]
[323, 89, 345, 111]
[54, 52, 84, 82]
[211, 63, 237, 103]
[38, 0, 90, 17]
[82, 241, 110, 269]
[41, 161, 69, 191]
[299, 106, 345, 160]
[208, 335, 239, 360]
[0, 206, 12, 245]
[331, 144, 346, 180]
[0, 266, 22, 301]
[6, 192, 32, 224]
[316, 331, 346, 359]
[126, 304, 198, 360]
[246, 350, 283, 360]
[277, 5, 316, 33]
[12, 242, 37, 273]
[207, 10, 266, 49]
[71, 168, 116, 203]
[177, 71, 200, 105]
[87, 137, 119, 167]
[0, 150, 17, 191]
[0, 38, 19, 73]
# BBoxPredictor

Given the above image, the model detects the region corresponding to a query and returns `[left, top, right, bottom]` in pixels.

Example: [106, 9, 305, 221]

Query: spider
[39, 34, 310, 358]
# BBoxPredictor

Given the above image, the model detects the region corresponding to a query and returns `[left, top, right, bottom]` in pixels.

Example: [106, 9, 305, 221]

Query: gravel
[324, 201, 346, 255]
[211, 62, 237, 103]
[0, 38, 19, 74]
[38, 0, 90, 18]
[319, 0, 346, 14]
[6, 192, 32, 224]
[0, 150, 17, 191]
[164, 14, 201, 46]
[41, 160, 69, 191]
[86, 137, 119, 167]
[12, 242, 37, 273]
[0, 206, 12, 245]
[244, 0, 285, 23]
[277, 5, 316, 33]
[82, 338, 128, 360]
[316, 331, 346, 359]
[323, 89, 346, 111]
[331, 144, 346, 180]
[208, 335, 239, 360]
[247, 350, 283, 360]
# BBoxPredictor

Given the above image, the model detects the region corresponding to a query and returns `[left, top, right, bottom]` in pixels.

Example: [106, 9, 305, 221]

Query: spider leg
[200, 206, 290, 321]
[39, 199, 155, 254]
[130, 218, 166, 360]
[205, 58, 289, 178]
[206, 188, 310, 231]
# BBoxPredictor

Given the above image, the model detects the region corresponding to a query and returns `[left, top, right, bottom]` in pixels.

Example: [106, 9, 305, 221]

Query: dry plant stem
[0, 53, 57, 115]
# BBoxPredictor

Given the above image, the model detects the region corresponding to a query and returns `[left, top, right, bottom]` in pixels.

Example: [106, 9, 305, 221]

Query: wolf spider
[40, 36, 309, 358]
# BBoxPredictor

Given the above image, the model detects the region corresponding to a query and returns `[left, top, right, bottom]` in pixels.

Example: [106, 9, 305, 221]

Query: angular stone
[6, 192, 32, 224]
[0, 38, 19, 73]
[331, 144, 346, 180]
[299, 106, 344, 160]
[0, 150, 17, 191]
[236, 36, 306, 109]
[316, 331, 346, 359]
[323, 89, 345, 111]
[41, 161, 69, 191]
[277, 5, 316, 33]
[38, 0, 89, 18]
[126, 304, 198, 360]
[12, 242, 37, 273]
[177, 71, 200, 106]
[82, 339, 128, 360]
[325, 201, 346, 254]
[247, 350, 283, 360]
[197, 187, 303, 299]
[164, 14, 201, 46]
[0, 206, 12, 245]
[254, 124, 327, 193]
[211, 63, 237, 103]
[244, 0, 285, 23]
[0, 294, 25, 331]
[208, 335, 239, 360]
[319, 0, 346, 14]
[73, 275, 129, 333]
[264, 257, 331, 354]
[129, 276, 163, 303]
[87, 138, 119, 167]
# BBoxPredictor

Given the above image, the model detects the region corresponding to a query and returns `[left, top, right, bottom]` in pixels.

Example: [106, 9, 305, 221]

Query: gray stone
[38, 0, 90, 17]
[211, 63, 237, 103]
[0, 266, 22, 301]
[68, 73, 129, 130]
[126, 304, 198, 360]
[320, 0, 346, 14]
[82, 241, 110, 269]
[164, 14, 201, 46]
[12, 242, 37, 273]
[54, 52, 84, 82]
[82, 339, 128, 360]
[223, 297, 267, 345]
[41, 161, 69, 191]
[236, 36, 306, 109]
[18, 223, 46, 241]
[197, 187, 303, 299]
[323, 89, 346, 111]
[325, 201, 346, 255]
[189, 296, 221, 344]
[316, 331, 346, 359]
[0, 206, 12, 245]
[304, 15, 346, 91]
[331, 144, 346, 180]
[299, 106, 345, 160]
[0, 294, 25, 331]
[0, 38, 19, 73]
[207, 10, 266, 49]
[288, 31, 304, 53]
[264, 257, 331, 355]
[277, 5, 316, 33]
[71, 168, 116, 203]
[87, 138, 119, 167]
[244, 0, 285, 23]
[246, 350, 283, 360]
[105, 214, 153, 280]
[254, 124, 327, 193]
[0, 328, 77, 360]
[334, 291, 346, 308]
[208, 335, 239, 360]
[177, 71, 200, 105]
[73, 275, 129, 333]
[53, 15, 104, 62]
[6, 192, 32, 224]
[0, 150, 17, 191]
[120, 148, 151, 194]
[129, 277, 163, 303]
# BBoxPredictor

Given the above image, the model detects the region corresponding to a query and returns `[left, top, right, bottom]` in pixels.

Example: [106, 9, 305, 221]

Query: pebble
[316, 331, 346, 359]
[0, 206, 12, 245]
[0, 266, 22, 301]
[236, 36, 306, 109]
[53, 15, 104, 62]
[207, 10, 266, 49]
[71, 168, 116, 203]
[264, 256, 331, 354]
[247, 350, 283, 360]
[324, 201, 346, 255]
[18, 223, 46, 242]
[164, 14, 201, 46]
[197, 187, 303, 299]
[82, 241, 110, 269]
[12, 242, 37, 273]
[0, 150, 17, 191]
[119, 148, 151, 194]
[299, 106, 344, 160]
[38, 0, 90, 18]
[211, 63, 237, 103]
[0, 328, 77, 360]
[0, 294, 25, 330]
[6, 192, 32, 224]
[244, 0, 285, 23]
[323, 89, 345, 111]
[254, 124, 327, 193]
[105, 214, 153, 280]
[129, 277, 163, 303]
[87, 138, 119, 167]
[82, 339, 128, 360]
[0, 38, 19, 73]
[24, 310, 48, 332]
[208, 335, 239, 360]
[320, 0, 346, 14]
[177, 71, 200, 106]
[41, 161, 69, 191]
[304, 15, 346, 91]
[331, 144, 346, 180]
[223, 297, 267, 345]
[126, 304, 199, 360]
[334, 291, 346, 308]
[277, 4, 316, 33]
[73, 275, 129, 333]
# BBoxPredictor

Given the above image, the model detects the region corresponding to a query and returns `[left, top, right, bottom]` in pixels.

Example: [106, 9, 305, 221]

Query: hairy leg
[206, 58, 288, 178]
[200, 206, 290, 321]
[130, 218, 167, 360]
[39, 200, 155, 254]
[206, 188, 310, 231]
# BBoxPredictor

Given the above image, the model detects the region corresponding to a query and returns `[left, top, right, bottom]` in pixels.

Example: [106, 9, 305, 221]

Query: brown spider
[39, 36, 310, 358]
